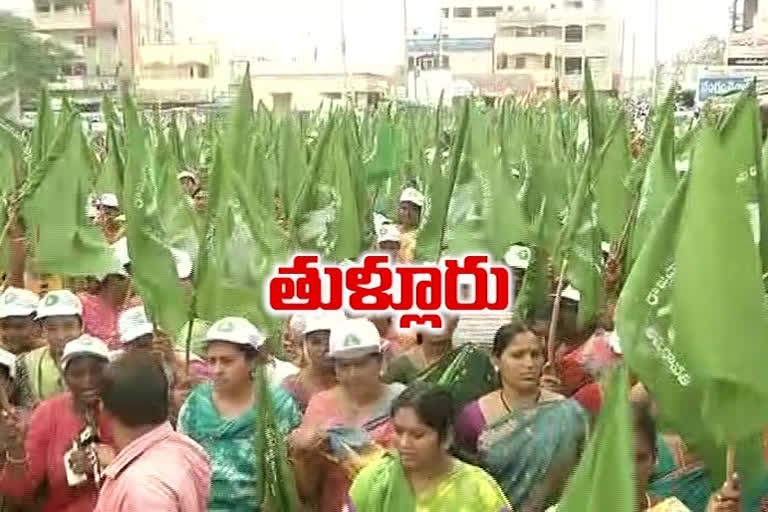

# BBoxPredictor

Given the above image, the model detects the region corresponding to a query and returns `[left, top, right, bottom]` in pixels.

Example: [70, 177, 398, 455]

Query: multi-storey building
[32, 0, 174, 97]
[409, 0, 619, 97]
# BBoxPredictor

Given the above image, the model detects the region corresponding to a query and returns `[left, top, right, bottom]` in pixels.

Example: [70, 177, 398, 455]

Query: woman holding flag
[177, 317, 300, 512]
[290, 318, 405, 512]
[454, 320, 589, 510]
[345, 382, 511, 512]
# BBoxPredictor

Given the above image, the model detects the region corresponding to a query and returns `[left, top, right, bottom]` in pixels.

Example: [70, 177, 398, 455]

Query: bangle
[5, 451, 26, 465]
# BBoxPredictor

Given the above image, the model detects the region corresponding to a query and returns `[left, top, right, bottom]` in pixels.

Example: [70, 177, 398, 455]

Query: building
[405, 0, 619, 101]
[136, 42, 220, 105]
[228, 60, 390, 113]
[494, 0, 618, 94]
[32, 0, 174, 97]
[722, 0, 768, 100]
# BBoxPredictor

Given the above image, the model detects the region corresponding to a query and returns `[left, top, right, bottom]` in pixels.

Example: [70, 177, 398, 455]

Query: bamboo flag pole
[546, 258, 569, 366]
[726, 445, 735, 481]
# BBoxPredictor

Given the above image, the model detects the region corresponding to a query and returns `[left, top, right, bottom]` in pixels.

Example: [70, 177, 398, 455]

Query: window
[454, 7, 472, 18]
[408, 56, 415, 69]
[544, 52, 552, 69]
[514, 56, 525, 69]
[95, 65, 101, 76]
[550, 3, 557, 8]
[564, 24, 583, 42]
[74, 35, 85, 45]
[36, 2, 50, 12]
[441, 7, 449, 18]
[477, 6, 503, 17]
[497, 53, 508, 69]
[566, 0, 583, 7]
[565, 56, 582, 74]
[86, 35, 96, 48]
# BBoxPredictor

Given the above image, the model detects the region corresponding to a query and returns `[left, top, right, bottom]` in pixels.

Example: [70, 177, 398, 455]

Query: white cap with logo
[177, 171, 198, 183]
[328, 318, 382, 360]
[171, 248, 193, 280]
[0, 348, 16, 379]
[504, 245, 531, 270]
[118, 306, 154, 344]
[99, 193, 119, 209]
[0, 287, 40, 319]
[61, 334, 110, 370]
[111, 237, 131, 276]
[303, 310, 348, 335]
[205, 317, 265, 349]
[400, 187, 425, 208]
[36, 290, 83, 319]
[377, 223, 401, 244]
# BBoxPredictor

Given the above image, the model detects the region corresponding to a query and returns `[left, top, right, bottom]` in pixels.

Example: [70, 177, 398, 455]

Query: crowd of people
[0, 164, 751, 512]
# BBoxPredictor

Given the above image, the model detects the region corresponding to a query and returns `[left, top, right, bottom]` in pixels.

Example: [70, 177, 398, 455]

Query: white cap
[400, 187, 425, 208]
[607, 331, 622, 355]
[289, 313, 307, 337]
[205, 317, 265, 349]
[504, 245, 531, 269]
[601, 241, 611, 254]
[61, 334, 110, 370]
[373, 213, 392, 233]
[329, 318, 382, 359]
[171, 248, 193, 279]
[0, 348, 16, 379]
[99, 193, 119, 209]
[377, 224, 401, 244]
[118, 306, 154, 344]
[177, 171, 198, 183]
[0, 287, 40, 319]
[111, 237, 131, 275]
[560, 284, 581, 302]
[36, 290, 83, 319]
[303, 310, 348, 335]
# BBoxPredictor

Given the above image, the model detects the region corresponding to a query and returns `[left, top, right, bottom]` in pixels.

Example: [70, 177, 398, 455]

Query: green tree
[0, 11, 74, 119]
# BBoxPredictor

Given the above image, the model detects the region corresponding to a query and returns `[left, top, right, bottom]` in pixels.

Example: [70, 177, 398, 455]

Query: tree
[0, 11, 74, 119]
[667, 35, 726, 87]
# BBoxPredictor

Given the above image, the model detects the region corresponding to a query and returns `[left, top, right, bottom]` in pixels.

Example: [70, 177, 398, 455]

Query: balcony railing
[33, 7, 92, 31]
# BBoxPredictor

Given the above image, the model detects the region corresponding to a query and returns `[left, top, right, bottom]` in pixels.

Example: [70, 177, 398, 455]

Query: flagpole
[652, 0, 659, 105]
[546, 259, 569, 366]
[339, 0, 350, 104]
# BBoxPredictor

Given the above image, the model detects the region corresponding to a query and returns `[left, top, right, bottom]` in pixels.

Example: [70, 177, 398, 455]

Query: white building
[32, 0, 173, 96]
[407, 0, 619, 99]
[494, 0, 618, 94]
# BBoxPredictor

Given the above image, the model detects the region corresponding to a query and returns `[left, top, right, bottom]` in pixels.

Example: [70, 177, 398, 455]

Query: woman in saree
[281, 311, 344, 413]
[345, 382, 511, 512]
[546, 401, 740, 512]
[290, 318, 406, 512]
[383, 315, 497, 411]
[454, 320, 589, 511]
[177, 317, 300, 512]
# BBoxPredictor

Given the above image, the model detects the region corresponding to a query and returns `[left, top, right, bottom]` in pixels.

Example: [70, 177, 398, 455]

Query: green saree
[347, 453, 512, 512]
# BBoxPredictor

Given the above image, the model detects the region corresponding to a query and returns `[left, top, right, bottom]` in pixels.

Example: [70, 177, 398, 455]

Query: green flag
[558, 364, 633, 512]
[595, 111, 632, 242]
[628, 88, 679, 267]
[415, 99, 470, 262]
[515, 201, 550, 323]
[194, 67, 285, 337]
[673, 123, 768, 445]
[121, 94, 188, 336]
[254, 365, 301, 512]
[22, 113, 118, 276]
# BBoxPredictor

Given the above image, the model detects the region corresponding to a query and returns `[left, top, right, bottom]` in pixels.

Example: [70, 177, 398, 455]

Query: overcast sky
[1, 0, 734, 73]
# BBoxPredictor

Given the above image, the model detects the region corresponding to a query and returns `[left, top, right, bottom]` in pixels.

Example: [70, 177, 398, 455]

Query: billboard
[697, 75, 751, 102]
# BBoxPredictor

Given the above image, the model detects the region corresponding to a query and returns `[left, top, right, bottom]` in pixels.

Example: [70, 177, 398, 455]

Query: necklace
[499, 388, 541, 413]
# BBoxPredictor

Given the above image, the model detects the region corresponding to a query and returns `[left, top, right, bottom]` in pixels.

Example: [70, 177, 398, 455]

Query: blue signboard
[697, 76, 751, 102]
